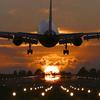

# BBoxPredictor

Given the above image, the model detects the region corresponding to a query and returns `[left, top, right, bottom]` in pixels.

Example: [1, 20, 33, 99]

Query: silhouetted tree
[89, 68, 97, 78]
[34, 69, 45, 78]
[34, 69, 43, 75]
[18, 70, 27, 77]
[77, 67, 89, 78]
[97, 69, 100, 79]
[60, 71, 66, 76]
[27, 70, 33, 76]
[13, 70, 18, 76]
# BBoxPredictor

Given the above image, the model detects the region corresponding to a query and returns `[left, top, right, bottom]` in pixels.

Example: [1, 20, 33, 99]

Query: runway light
[77, 88, 80, 91]
[98, 92, 100, 96]
[74, 88, 76, 90]
[45, 89, 48, 92]
[30, 88, 33, 91]
[60, 86, 63, 88]
[66, 89, 69, 93]
[40, 86, 42, 89]
[41, 86, 43, 88]
[50, 86, 53, 89]
[23, 88, 27, 92]
[70, 86, 72, 88]
[37, 87, 39, 89]
[81, 88, 84, 91]
[88, 89, 91, 93]
[70, 92, 74, 96]
[41, 92, 45, 96]
[64, 88, 66, 91]
[47, 88, 50, 91]
[12, 92, 16, 96]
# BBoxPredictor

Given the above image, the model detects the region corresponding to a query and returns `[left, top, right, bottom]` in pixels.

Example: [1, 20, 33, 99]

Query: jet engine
[73, 38, 83, 46]
[13, 36, 23, 46]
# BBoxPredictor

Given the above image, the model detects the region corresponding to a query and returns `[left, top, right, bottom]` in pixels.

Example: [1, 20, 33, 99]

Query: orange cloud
[58, 27, 74, 33]
[8, 9, 17, 16]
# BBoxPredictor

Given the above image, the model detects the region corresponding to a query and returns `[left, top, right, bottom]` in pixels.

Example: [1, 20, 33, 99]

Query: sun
[44, 65, 61, 82]
[44, 65, 60, 74]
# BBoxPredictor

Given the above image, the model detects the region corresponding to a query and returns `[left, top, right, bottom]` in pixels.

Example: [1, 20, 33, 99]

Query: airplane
[0, 0, 100, 55]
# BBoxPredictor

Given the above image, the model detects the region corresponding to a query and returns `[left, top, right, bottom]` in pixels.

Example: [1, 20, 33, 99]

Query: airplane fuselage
[39, 30, 58, 47]
[38, 21, 59, 47]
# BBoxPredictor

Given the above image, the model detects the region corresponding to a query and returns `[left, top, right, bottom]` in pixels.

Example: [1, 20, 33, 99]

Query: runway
[0, 76, 100, 100]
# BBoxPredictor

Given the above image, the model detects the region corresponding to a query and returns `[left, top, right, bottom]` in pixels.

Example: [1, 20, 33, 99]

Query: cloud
[0, 39, 100, 73]
[0, 0, 100, 32]
[28, 53, 84, 73]
[8, 9, 17, 16]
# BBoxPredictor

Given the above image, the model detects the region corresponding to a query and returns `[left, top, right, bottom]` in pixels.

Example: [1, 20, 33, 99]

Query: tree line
[77, 67, 100, 79]
[0, 67, 100, 79]
[0, 70, 33, 78]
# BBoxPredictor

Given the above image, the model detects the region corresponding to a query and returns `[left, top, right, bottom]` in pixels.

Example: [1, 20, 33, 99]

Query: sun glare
[44, 65, 60, 74]
[58, 28, 73, 33]
[44, 65, 61, 82]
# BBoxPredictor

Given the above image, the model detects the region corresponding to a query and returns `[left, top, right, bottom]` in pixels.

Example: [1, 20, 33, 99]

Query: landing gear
[63, 49, 69, 55]
[63, 44, 69, 55]
[27, 49, 33, 54]
[27, 43, 33, 54]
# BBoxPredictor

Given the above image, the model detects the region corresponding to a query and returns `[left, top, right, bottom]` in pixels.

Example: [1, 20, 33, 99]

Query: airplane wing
[0, 31, 40, 44]
[58, 32, 100, 44]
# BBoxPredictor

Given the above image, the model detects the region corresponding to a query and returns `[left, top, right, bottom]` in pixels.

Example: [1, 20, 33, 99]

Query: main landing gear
[63, 44, 69, 55]
[27, 43, 33, 54]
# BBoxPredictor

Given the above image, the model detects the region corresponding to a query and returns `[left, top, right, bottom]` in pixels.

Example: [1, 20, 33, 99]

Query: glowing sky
[0, 0, 100, 32]
[0, 42, 100, 73]
[0, 0, 100, 73]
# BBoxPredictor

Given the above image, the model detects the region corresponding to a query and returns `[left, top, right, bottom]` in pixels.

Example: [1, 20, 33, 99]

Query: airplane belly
[39, 35, 58, 47]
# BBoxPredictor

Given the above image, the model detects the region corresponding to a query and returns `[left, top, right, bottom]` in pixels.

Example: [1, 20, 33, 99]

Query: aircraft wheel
[63, 50, 69, 55]
[27, 49, 33, 54]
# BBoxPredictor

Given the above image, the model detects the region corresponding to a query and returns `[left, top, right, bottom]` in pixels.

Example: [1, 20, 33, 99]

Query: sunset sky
[0, 0, 100, 73]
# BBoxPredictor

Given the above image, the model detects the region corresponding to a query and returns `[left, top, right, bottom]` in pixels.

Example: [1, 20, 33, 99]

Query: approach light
[66, 89, 69, 93]
[72, 87, 74, 89]
[64, 88, 66, 91]
[81, 88, 84, 91]
[98, 92, 100, 96]
[60, 86, 63, 88]
[12, 92, 16, 96]
[88, 89, 91, 93]
[45, 89, 48, 92]
[41, 92, 45, 96]
[74, 88, 76, 90]
[37, 87, 40, 89]
[30, 88, 33, 91]
[23, 88, 27, 92]
[70, 92, 74, 96]
[77, 88, 80, 91]
[40, 86, 43, 89]
[42, 86, 44, 88]
[50, 86, 53, 89]
[47, 88, 50, 91]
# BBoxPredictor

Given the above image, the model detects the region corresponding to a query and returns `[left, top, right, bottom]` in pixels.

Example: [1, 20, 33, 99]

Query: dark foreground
[0, 77, 100, 100]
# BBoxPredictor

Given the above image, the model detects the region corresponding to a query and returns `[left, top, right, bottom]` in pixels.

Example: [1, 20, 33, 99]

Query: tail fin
[49, 0, 52, 32]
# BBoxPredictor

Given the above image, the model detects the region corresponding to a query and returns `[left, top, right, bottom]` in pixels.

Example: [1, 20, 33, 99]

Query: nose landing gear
[63, 44, 69, 55]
